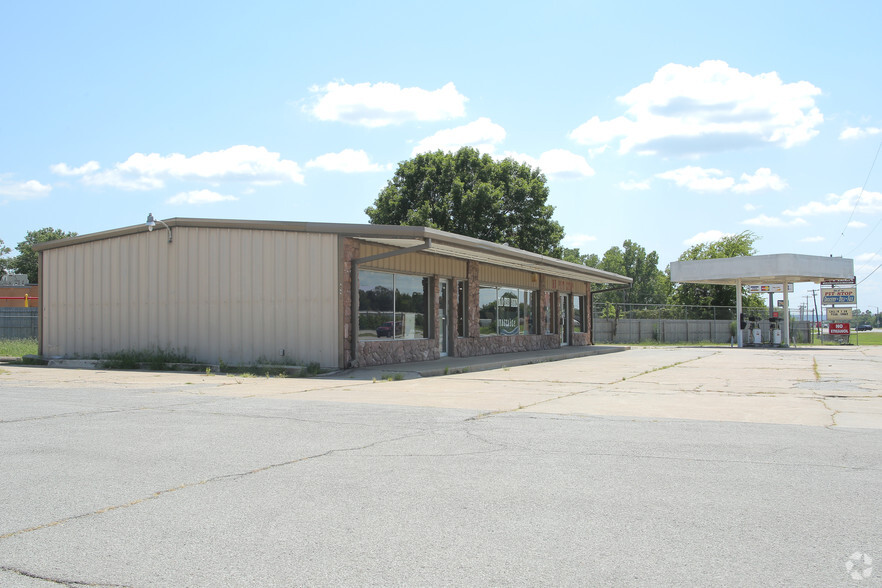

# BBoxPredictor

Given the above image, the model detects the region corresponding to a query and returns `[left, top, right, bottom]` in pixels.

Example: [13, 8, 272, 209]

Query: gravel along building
[34, 218, 631, 369]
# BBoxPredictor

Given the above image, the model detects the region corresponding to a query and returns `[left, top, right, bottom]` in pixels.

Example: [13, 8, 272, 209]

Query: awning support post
[736, 278, 743, 348]
[782, 280, 790, 347]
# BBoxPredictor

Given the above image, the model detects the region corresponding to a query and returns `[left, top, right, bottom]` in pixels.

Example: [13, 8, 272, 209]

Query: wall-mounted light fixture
[146, 213, 172, 243]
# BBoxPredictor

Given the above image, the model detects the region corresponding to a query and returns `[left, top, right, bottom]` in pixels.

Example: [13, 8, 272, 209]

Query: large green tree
[561, 247, 599, 268]
[671, 231, 763, 308]
[0, 239, 11, 277]
[593, 240, 670, 305]
[13, 227, 77, 284]
[365, 147, 565, 256]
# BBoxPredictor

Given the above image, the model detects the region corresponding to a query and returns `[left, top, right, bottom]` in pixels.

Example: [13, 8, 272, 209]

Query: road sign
[821, 287, 856, 305]
[748, 284, 794, 293]
[827, 308, 852, 319]
[829, 322, 851, 335]
[821, 276, 856, 286]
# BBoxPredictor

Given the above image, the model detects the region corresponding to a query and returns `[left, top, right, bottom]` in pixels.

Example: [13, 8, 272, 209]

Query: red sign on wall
[829, 323, 851, 335]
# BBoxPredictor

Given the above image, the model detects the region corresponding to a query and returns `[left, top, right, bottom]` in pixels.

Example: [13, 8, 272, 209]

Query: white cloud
[166, 189, 238, 205]
[656, 166, 734, 191]
[742, 214, 807, 227]
[839, 126, 882, 140]
[683, 230, 731, 246]
[563, 233, 597, 248]
[503, 149, 595, 179]
[617, 179, 651, 190]
[744, 203, 758, 211]
[657, 165, 787, 193]
[307, 81, 467, 127]
[783, 188, 882, 216]
[856, 252, 882, 263]
[570, 60, 823, 156]
[848, 220, 868, 228]
[412, 117, 506, 156]
[731, 168, 788, 193]
[51, 145, 304, 190]
[306, 149, 392, 173]
[800, 236, 825, 243]
[49, 161, 100, 176]
[0, 178, 52, 200]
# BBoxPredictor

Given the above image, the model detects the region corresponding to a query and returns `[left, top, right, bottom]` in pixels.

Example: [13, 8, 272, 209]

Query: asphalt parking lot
[1, 346, 881, 586]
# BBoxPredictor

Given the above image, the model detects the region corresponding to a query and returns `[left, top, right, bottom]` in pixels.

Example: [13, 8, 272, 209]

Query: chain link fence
[0, 307, 38, 339]
[592, 303, 815, 345]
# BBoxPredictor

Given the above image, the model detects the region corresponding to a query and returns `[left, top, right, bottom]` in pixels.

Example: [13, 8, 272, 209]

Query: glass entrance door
[560, 293, 570, 346]
[439, 280, 450, 356]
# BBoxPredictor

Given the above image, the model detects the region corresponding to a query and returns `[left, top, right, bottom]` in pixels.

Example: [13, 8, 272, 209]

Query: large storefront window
[479, 286, 537, 336]
[359, 270, 428, 340]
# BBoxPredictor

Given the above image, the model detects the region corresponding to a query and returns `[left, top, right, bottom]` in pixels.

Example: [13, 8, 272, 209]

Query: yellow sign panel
[827, 308, 852, 319]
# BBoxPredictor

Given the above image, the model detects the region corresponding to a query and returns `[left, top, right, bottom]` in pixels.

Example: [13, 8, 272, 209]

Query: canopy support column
[736, 278, 743, 348]
[782, 280, 790, 347]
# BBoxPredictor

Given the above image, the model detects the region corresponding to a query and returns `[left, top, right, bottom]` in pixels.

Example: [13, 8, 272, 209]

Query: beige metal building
[35, 218, 631, 368]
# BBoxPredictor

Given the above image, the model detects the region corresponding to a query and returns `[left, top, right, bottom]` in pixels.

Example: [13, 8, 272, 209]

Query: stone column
[467, 260, 480, 338]
[538, 274, 548, 335]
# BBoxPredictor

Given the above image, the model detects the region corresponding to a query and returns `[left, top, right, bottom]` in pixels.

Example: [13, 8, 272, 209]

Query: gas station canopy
[669, 253, 854, 286]
[669, 254, 855, 347]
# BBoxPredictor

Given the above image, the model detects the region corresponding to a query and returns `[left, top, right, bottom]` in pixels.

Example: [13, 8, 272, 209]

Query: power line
[857, 260, 882, 285]
[831, 137, 882, 254]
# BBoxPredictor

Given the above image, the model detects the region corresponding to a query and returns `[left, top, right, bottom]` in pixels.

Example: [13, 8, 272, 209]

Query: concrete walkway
[345, 344, 629, 378]
[3, 345, 881, 429]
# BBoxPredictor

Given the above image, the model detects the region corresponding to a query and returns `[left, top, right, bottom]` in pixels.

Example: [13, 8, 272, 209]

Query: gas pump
[749, 315, 762, 345]
[769, 317, 783, 345]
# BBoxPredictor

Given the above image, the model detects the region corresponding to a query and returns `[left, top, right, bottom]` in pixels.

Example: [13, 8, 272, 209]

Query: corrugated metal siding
[478, 265, 537, 289]
[358, 242, 467, 278]
[356, 242, 589, 294]
[42, 228, 339, 367]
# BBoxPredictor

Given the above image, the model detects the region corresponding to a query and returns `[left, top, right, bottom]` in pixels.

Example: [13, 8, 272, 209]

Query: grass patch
[0, 338, 37, 358]
[298, 362, 321, 378]
[100, 348, 194, 370]
[850, 332, 882, 345]
[217, 359, 320, 378]
[379, 372, 404, 382]
[811, 331, 882, 346]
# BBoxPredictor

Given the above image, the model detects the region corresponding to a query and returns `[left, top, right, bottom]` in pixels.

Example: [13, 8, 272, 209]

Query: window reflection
[358, 270, 428, 340]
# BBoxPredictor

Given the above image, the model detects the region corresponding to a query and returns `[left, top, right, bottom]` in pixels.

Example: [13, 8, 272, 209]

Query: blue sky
[2, 1, 881, 313]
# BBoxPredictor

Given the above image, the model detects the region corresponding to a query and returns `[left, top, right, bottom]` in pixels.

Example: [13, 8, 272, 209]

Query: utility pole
[811, 289, 820, 336]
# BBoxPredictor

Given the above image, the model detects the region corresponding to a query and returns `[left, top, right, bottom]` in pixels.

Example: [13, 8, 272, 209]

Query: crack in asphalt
[465, 353, 720, 421]
[0, 565, 131, 587]
[0, 431, 426, 542]
[459, 423, 882, 472]
[815, 397, 841, 429]
[0, 399, 226, 424]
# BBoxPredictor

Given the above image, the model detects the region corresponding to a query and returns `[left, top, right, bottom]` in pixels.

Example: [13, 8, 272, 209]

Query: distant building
[0, 273, 38, 308]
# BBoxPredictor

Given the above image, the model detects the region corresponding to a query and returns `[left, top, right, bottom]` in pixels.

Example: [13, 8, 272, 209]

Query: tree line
[0, 228, 77, 284]
[368, 147, 764, 310]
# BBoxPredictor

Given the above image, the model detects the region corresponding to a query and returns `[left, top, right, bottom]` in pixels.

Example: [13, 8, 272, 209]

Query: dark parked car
[376, 321, 403, 337]
[856, 324, 873, 331]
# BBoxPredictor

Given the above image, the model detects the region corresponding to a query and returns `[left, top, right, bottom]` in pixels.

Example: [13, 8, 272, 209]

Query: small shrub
[298, 362, 321, 377]
[100, 348, 194, 370]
